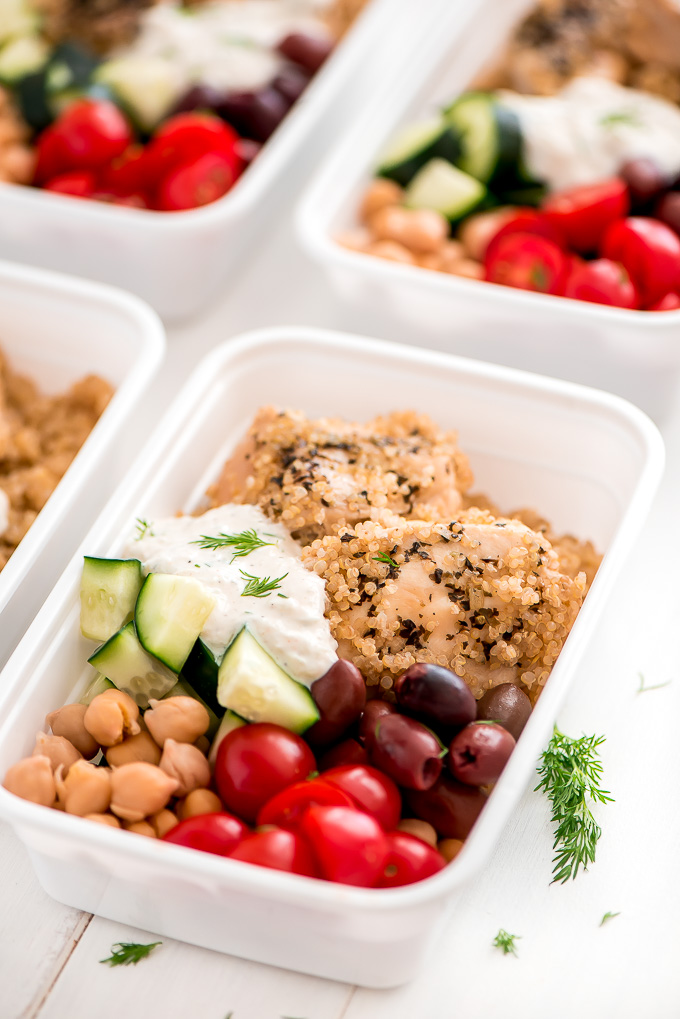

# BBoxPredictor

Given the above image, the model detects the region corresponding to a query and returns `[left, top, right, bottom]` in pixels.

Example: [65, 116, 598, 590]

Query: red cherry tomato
[162, 812, 248, 856]
[602, 217, 680, 306]
[298, 805, 389, 886]
[34, 126, 70, 184]
[146, 112, 241, 181]
[44, 169, 97, 198]
[485, 233, 568, 295]
[648, 291, 680, 311]
[229, 828, 317, 877]
[214, 723, 316, 824]
[98, 144, 151, 197]
[156, 151, 238, 211]
[375, 831, 446, 888]
[322, 764, 401, 831]
[563, 258, 639, 309]
[318, 738, 369, 771]
[256, 778, 355, 829]
[542, 178, 629, 253]
[50, 99, 132, 170]
[484, 208, 565, 264]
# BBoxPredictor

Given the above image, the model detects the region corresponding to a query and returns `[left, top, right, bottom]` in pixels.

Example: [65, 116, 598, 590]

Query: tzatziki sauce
[125, 504, 337, 686]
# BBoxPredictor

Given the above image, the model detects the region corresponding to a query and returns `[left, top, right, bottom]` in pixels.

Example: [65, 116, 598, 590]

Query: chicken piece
[210, 407, 473, 543]
[626, 0, 680, 71]
[303, 508, 587, 700]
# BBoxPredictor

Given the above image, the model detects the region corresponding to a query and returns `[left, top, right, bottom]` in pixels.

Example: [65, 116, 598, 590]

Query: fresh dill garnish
[191, 528, 277, 560]
[600, 110, 640, 129]
[600, 911, 621, 927]
[372, 551, 399, 569]
[239, 570, 288, 598]
[492, 929, 520, 956]
[99, 941, 162, 967]
[134, 518, 154, 541]
[637, 671, 672, 694]
[535, 726, 613, 884]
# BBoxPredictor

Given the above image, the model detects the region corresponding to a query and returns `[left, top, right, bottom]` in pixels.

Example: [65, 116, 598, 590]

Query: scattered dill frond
[600, 911, 621, 927]
[191, 528, 277, 560]
[239, 570, 288, 598]
[372, 551, 399, 570]
[637, 672, 672, 694]
[99, 941, 161, 967]
[134, 518, 154, 541]
[492, 929, 520, 956]
[600, 110, 640, 128]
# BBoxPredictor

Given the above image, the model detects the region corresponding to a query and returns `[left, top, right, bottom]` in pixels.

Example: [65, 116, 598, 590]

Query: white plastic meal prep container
[0, 260, 165, 675]
[0, 327, 663, 988]
[297, 0, 680, 415]
[0, 0, 425, 323]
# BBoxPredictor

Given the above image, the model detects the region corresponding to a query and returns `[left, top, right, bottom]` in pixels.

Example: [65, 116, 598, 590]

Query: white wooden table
[2, 213, 680, 1019]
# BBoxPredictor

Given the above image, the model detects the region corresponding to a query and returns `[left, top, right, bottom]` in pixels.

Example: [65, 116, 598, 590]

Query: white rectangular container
[0, 0, 419, 323]
[0, 327, 663, 988]
[297, 0, 680, 415]
[0, 260, 165, 672]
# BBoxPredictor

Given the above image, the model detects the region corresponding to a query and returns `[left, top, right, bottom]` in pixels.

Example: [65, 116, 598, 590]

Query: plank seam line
[27, 912, 94, 1019]
[335, 985, 359, 1019]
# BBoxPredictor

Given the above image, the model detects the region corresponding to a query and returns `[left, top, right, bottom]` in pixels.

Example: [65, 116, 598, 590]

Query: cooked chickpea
[144, 697, 210, 747]
[177, 788, 222, 821]
[367, 240, 415, 264]
[123, 820, 157, 838]
[159, 739, 211, 798]
[151, 809, 179, 838]
[371, 206, 448, 254]
[46, 703, 100, 758]
[32, 732, 82, 775]
[84, 688, 140, 747]
[110, 762, 178, 823]
[3, 755, 56, 806]
[57, 760, 112, 816]
[416, 252, 443, 271]
[105, 731, 162, 768]
[359, 178, 403, 222]
[438, 240, 466, 273]
[458, 208, 517, 262]
[397, 818, 438, 847]
[438, 838, 465, 863]
[194, 735, 210, 756]
[85, 812, 121, 828]
[336, 228, 372, 253]
[450, 258, 485, 280]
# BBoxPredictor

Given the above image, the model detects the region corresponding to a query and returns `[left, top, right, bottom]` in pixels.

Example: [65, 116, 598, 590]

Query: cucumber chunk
[445, 92, 521, 185]
[96, 56, 182, 132]
[217, 629, 319, 734]
[404, 158, 487, 222]
[208, 709, 247, 766]
[377, 115, 461, 187]
[135, 574, 215, 673]
[80, 557, 143, 643]
[79, 673, 115, 706]
[88, 622, 177, 708]
[163, 678, 220, 740]
[180, 638, 220, 715]
[0, 36, 49, 83]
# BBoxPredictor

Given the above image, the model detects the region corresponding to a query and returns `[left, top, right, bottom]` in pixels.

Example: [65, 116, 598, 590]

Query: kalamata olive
[369, 713, 442, 791]
[448, 722, 516, 785]
[359, 699, 396, 747]
[272, 65, 311, 106]
[220, 88, 288, 142]
[277, 32, 333, 73]
[394, 664, 476, 729]
[234, 138, 261, 168]
[306, 660, 367, 748]
[318, 738, 369, 771]
[656, 192, 680, 237]
[621, 158, 670, 210]
[476, 683, 532, 740]
[172, 84, 230, 115]
[405, 774, 487, 839]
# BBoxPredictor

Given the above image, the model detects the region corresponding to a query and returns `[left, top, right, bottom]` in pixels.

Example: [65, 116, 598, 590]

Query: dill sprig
[637, 671, 672, 694]
[600, 911, 620, 927]
[99, 941, 162, 967]
[239, 570, 288, 598]
[492, 929, 520, 956]
[535, 726, 613, 884]
[191, 528, 277, 560]
[134, 518, 154, 541]
[372, 551, 399, 569]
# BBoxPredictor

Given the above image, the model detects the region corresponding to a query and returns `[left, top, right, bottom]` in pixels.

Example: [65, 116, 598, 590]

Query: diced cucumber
[16, 41, 100, 131]
[0, 0, 40, 46]
[0, 35, 49, 83]
[135, 574, 215, 673]
[162, 679, 221, 740]
[96, 56, 183, 132]
[377, 115, 461, 188]
[208, 709, 247, 766]
[180, 638, 220, 715]
[404, 158, 487, 222]
[79, 673, 115, 706]
[80, 557, 143, 643]
[445, 92, 522, 185]
[88, 622, 177, 708]
[217, 629, 319, 734]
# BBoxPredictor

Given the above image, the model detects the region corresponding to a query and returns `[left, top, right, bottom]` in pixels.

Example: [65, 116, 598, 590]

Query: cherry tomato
[44, 170, 97, 198]
[50, 99, 132, 170]
[318, 737, 369, 771]
[562, 258, 639, 309]
[98, 144, 151, 197]
[256, 778, 355, 829]
[34, 126, 70, 184]
[156, 151, 238, 211]
[542, 178, 629, 253]
[485, 233, 568, 295]
[602, 217, 680, 306]
[214, 723, 316, 824]
[299, 805, 389, 886]
[162, 812, 248, 856]
[146, 112, 241, 181]
[229, 828, 317, 877]
[375, 831, 446, 888]
[648, 291, 680, 311]
[322, 764, 401, 830]
[484, 208, 564, 264]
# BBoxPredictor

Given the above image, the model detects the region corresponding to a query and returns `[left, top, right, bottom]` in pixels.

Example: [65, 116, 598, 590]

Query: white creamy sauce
[0, 489, 9, 538]
[124, 504, 337, 686]
[499, 77, 680, 193]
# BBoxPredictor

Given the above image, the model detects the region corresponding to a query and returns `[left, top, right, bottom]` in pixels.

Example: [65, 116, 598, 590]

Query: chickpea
[194, 735, 210, 756]
[367, 240, 415, 264]
[57, 760, 112, 817]
[336, 228, 371, 253]
[416, 252, 443, 271]
[371, 206, 448, 254]
[438, 240, 466, 273]
[32, 731, 82, 775]
[177, 788, 222, 821]
[2, 755, 56, 806]
[438, 838, 465, 863]
[110, 762, 178, 823]
[159, 739, 211, 798]
[123, 820, 157, 838]
[84, 689, 140, 747]
[105, 731, 162, 768]
[3, 145, 36, 184]
[151, 809, 179, 838]
[450, 258, 485, 281]
[458, 208, 517, 262]
[359, 178, 403, 222]
[85, 813, 121, 828]
[144, 697, 210, 747]
[397, 818, 438, 848]
[46, 703, 100, 759]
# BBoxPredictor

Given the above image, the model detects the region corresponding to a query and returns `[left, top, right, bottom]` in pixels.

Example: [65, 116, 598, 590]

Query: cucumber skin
[379, 128, 461, 188]
[180, 638, 221, 715]
[445, 93, 524, 188]
[135, 574, 215, 674]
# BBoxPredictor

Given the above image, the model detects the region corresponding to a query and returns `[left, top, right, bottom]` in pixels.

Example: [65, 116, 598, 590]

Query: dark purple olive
[272, 65, 311, 106]
[476, 683, 532, 741]
[277, 32, 333, 73]
[448, 722, 516, 786]
[405, 774, 487, 839]
[234, 137, 261, 168]
[621, 158, 670, 210]
[359, 699, 396, 747]
[305, 660, 366, 748]
[172, 84, 231, 115]
[368, 713, 442, 791]
[394, 664, 476, 729]
[655, 191, 680, 237]
[220, 88, 288, 142]
[318, 737, 369, 771]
